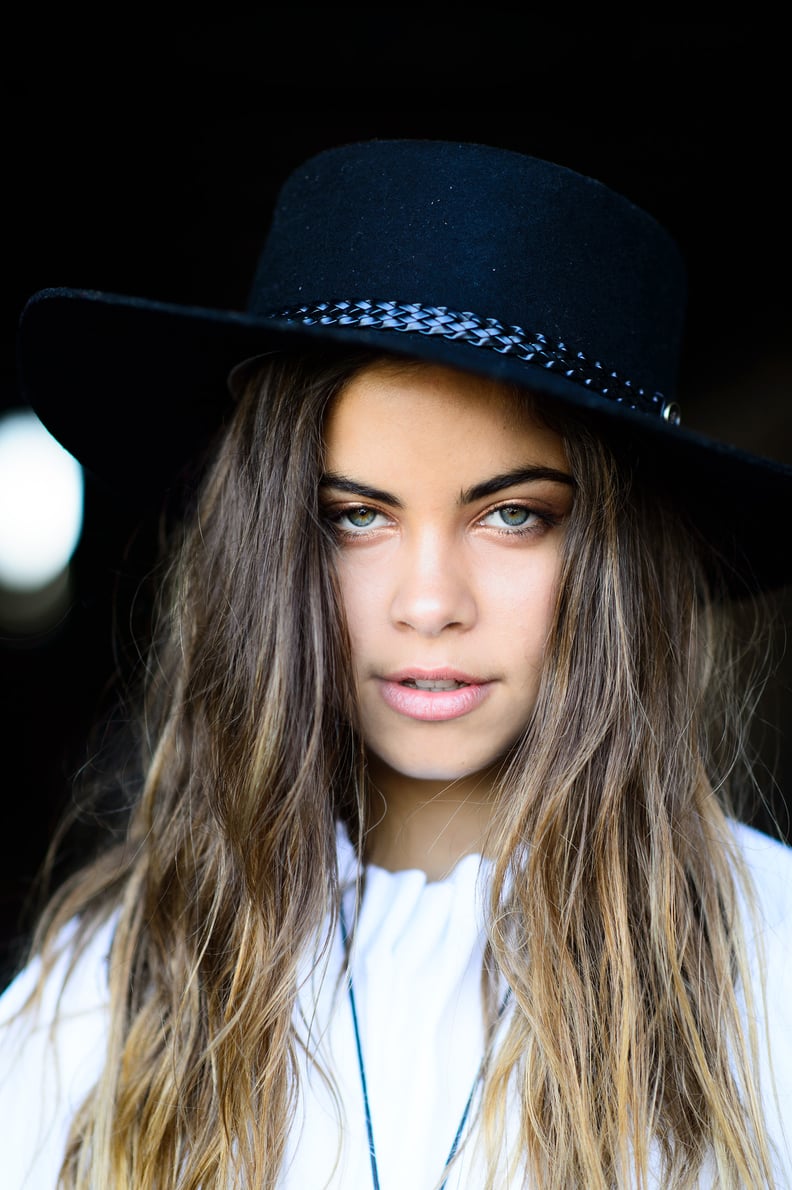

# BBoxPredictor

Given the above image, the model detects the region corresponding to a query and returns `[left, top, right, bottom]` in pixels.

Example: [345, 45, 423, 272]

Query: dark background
[2, 20, 791, 985]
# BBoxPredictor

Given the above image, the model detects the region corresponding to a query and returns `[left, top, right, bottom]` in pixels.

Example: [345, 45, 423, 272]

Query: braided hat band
[266, 299, 683, 425]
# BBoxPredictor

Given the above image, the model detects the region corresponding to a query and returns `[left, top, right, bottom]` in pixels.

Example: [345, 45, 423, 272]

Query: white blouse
[1, 820, 791, 1188]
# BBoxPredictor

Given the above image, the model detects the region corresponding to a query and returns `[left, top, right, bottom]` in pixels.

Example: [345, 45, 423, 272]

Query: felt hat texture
[16, 138, 792, 592]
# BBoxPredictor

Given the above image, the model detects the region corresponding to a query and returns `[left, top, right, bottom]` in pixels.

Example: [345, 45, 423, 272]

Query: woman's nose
[389, 531, 476, 636]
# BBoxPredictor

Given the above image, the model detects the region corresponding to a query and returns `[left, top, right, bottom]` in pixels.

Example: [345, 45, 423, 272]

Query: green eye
[497, 506, 530, 526]
[345, 507, 378, 528]
[479, 504, 547, 534]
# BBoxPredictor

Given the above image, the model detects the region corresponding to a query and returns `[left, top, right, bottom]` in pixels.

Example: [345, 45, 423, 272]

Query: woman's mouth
[378, 670, 492, 721]
[399, 677, 468, 691]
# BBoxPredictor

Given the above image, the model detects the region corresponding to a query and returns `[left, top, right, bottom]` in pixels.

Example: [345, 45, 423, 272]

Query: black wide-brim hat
[16, 138, 792, 593]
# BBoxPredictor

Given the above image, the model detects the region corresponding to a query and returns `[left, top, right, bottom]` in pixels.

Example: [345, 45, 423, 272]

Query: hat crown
[248, 139, 687, 398]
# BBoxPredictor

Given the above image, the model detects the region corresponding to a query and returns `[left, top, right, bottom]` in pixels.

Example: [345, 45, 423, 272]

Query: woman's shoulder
[0, 912, 115, 1040]
[0, 914, 114, 1188]
[727, 820, 792, 1180]
[728, 818, 792, 933]
[730, 816, 792, 863]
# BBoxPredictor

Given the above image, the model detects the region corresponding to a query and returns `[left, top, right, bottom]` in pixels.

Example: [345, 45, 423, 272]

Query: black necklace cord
[339, 902, 512, 1189]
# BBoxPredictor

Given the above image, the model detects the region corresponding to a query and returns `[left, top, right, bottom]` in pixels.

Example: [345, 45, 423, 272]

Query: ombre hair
[15, 349, 781, 1187]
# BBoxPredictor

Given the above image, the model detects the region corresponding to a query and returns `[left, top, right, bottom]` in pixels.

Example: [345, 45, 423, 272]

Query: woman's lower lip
[378, 680, 492, 721]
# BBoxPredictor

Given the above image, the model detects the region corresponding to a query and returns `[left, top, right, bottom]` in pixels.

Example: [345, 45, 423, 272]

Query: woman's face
[321, 359, 572, 786]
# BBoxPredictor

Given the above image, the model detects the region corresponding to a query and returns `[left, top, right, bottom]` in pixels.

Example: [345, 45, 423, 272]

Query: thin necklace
[339, 903, 511, 1190]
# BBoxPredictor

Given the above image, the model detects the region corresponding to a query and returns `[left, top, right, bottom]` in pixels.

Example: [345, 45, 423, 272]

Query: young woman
[2, 139, 791, 1188]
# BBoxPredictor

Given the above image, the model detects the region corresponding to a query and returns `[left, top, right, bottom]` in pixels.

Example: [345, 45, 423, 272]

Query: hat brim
[17, 286, 792, 594]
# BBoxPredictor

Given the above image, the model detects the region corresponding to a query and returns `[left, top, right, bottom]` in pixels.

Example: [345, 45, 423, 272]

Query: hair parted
[17, 349, 781, 1187]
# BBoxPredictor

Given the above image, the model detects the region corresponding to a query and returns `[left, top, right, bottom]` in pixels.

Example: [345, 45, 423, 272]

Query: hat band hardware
[267, 299, 682, 425]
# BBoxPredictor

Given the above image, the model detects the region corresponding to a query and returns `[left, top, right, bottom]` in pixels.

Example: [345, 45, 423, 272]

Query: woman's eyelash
[323, 505, 392, 534]
[323, 501, 559, 538]
[478, 503, 559, 534]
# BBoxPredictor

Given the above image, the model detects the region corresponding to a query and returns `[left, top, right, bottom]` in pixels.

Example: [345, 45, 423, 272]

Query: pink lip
[378, 668, 493, 722]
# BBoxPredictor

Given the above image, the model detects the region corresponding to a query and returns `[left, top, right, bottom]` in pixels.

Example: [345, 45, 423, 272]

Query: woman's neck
[363, 756, 498, 881]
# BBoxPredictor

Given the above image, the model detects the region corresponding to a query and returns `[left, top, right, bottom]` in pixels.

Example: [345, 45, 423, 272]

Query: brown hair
[477, 420, 776, 1186]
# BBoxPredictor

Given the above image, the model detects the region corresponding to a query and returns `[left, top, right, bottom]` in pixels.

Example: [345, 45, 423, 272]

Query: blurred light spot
[0, 408, 83, 634]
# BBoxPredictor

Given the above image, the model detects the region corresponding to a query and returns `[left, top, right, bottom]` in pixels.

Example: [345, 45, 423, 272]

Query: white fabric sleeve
[0, 918, 113, 1189]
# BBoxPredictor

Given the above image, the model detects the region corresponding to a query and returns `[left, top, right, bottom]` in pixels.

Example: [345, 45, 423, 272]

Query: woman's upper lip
[382, 667, 490, 684]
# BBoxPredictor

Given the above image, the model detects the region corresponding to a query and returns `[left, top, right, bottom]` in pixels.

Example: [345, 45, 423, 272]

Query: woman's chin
[365, 749, 505, 791]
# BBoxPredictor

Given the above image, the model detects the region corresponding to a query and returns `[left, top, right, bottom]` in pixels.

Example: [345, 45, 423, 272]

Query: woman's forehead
[323, 359, 569, 472]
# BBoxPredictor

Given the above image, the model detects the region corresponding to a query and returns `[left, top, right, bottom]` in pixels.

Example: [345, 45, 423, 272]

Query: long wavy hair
[17, 348, 781, 1186]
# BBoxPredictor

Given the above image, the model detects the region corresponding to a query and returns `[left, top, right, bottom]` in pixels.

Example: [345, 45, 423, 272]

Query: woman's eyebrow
[461, 466, 575, 504]
[319, 466, 574, 508]
[319, 472, 405, 508]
